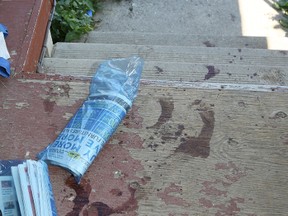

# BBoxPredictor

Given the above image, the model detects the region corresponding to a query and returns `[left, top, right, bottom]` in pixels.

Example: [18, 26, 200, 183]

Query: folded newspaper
[0, 160, 57, 216]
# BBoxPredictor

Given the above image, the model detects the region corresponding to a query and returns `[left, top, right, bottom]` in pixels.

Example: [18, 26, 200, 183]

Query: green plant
[51, 0, 100, 42]
[274, 0, 288, 28]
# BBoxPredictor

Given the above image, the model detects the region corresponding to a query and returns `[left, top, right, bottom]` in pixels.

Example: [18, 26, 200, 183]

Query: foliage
[274, 0, 288, 29]
[51, 0, 100, 42]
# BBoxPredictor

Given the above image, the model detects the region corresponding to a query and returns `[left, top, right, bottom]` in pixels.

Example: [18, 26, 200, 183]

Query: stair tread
[51, 43, 288, 67]
[85, 31, 288, 50]
[41, 58, 288, 86]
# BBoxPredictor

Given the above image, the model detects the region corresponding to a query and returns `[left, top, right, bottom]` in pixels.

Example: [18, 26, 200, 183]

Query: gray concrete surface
[94, 0, 287, 37]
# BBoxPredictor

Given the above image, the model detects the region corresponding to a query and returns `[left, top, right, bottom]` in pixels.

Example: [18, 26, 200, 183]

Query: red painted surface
[0, 79, 84, 160]
[0, 78, 146, 215]
[19, 0, 53, 73]
[0, 0, 53, 74]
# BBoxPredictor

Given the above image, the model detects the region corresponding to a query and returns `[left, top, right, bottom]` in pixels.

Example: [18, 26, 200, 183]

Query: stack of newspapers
[0, 160, 57, 216]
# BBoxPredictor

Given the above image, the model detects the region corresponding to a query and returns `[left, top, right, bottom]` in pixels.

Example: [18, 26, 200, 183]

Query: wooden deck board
[42, 58, 288, 87]
[1, 78, 287, 215]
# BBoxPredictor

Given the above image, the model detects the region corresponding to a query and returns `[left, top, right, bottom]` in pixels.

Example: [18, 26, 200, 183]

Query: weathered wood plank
[86, 32, 288, 50]
[0, 79, 287, 215]
[52, 43, 288, 67]
[41, 58, 288, 87]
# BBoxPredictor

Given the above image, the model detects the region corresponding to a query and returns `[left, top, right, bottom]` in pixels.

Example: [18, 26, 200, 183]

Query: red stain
[140, 176, 151, 185]
[200, 179, 228, 197]
[215, 161, 247, 183]
[204, 65, 220, 80]
[198, 197, 245, 216]
[79, 139, 144, 214]
[215, 197, 244, 216]
[43, 99, 56, 113]
[83, 183, 138, 216]
[83, 202, 114, 216]
[215, 161, 235, 170]
[199, 197, 213, 208]
[114, 183, 139, 213]
[65, 176, 92, 216]
[200, 162, 248, 203]
[64, 136, 144, 216]
[157, 183, 190, 207]
[176, 110, 215, 158]
[123, 105, 143, 129]
[203, 41, 216, 47]
[199, 162, 249, 215]
[169, 214, 189, 216]
[225, 172, 247, 183]
[147, 98, 174, 129]
[110, 188, 123, 197]
[175, 124, 185, 136]
[215, 161, 239, 171]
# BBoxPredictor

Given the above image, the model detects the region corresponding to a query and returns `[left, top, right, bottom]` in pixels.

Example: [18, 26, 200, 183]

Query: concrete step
[51, 43, 288, 67]
[41, 58, 288, 86]
[85, 32, 288, 50]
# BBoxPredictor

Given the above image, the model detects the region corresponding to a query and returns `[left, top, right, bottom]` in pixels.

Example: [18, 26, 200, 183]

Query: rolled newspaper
[0, 23, 10, 78]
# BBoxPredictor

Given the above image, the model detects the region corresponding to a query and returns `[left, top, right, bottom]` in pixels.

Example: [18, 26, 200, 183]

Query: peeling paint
[197, 162, 249, 215]
[215, 161, 248, 183]
[215, 197, 244, 216]
[2, 101, 11, 109]
[199, 197, 245, 216]
[199, 197, 213, 208]
[200, 179, 228, 197]
[157, 183, 190, 207]
[25, 151, 30, 159]
[63, 112, 74, 120]
[2, 99, 16, 109]
[38, 81, 87, 107]
[114, 170, 124, 179]
[15, 101, 30, 109]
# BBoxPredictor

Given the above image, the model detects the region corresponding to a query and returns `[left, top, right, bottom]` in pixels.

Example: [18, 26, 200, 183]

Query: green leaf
[65, 31, 81, 42]
[280, 18, 288, 28]
[51, 0, 99, 42]
[277, 0, 288, 9]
